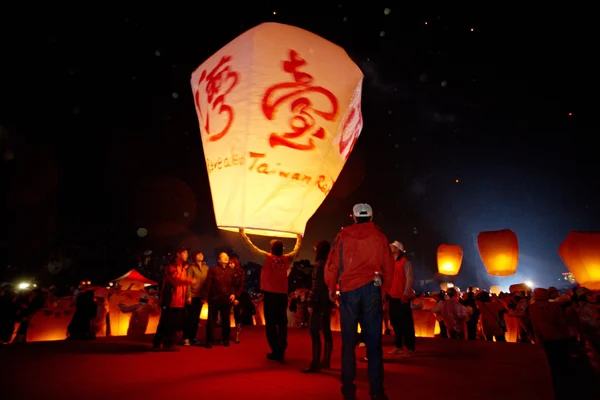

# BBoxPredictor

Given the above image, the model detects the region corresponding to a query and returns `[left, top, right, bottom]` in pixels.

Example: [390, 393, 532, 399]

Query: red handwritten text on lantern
[339, 103, 363, 160]
[194, 56, 239, 142]
[262, 50, 339, 151]
[205, 151, 335, 195]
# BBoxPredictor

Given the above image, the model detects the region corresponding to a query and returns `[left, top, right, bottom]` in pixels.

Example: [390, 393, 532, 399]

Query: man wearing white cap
[325, 203, 394, 400]
[387, 241, 416, 357]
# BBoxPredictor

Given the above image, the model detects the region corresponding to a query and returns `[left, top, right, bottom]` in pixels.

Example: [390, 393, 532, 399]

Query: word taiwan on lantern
[190, 23, 364, 238]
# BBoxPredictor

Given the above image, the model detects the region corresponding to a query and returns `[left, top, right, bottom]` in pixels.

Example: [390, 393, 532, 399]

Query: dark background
[0, 3, 596, 289]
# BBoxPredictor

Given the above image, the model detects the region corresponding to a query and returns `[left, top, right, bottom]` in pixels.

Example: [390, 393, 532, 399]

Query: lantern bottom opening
[439, 271, 459, 276]
[219, 226, 298, 239]
[486, 272, 516, 277]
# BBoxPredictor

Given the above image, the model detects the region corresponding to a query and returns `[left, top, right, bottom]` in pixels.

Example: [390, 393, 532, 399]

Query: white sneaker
[183, 339, 190, 346]
[388, 347, 404, 355]
[359, 342, 366, 348]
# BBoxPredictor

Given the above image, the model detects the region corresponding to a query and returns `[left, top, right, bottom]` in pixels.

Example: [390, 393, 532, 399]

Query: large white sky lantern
[190, 23, 364, 238]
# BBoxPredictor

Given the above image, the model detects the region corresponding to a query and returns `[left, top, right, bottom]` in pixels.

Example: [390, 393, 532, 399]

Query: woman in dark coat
[301, 240, 334, 373]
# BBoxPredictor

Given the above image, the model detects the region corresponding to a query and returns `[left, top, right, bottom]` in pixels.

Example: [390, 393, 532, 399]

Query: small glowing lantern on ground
[27, 297, 74, 342]
[504, 315, 519, 343]
[191, 23, 364, 238]
[200, 302, 209, 320]
[331, 308, 340, 331]
[412, 297, 438, 337]
[477, 229, 519, 276]
[437, 244, 463, 276]
[490, 285, 502, 295]
[559, 231, 600, 290]
[108, 290, 161, 336]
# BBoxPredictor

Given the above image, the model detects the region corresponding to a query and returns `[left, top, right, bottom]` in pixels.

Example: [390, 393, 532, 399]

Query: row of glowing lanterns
[437, 230, 600, 290]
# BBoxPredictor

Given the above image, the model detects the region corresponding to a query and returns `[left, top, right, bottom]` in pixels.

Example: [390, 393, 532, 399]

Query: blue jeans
[339, 282, 384, 397]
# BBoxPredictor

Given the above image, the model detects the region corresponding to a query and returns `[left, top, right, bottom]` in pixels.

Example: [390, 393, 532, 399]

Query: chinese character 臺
[194, 56, 239, 142]
[262, 50, 339, 151]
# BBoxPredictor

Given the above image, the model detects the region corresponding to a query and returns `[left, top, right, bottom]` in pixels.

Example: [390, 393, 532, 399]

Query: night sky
[1, 4, 596, 288]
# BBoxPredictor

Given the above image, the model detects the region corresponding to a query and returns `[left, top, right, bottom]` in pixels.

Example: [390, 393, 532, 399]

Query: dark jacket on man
[204, 265, 235, 305]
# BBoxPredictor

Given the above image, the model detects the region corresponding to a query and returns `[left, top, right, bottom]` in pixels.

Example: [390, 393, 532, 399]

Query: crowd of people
[152, 248, 247, 350]
[2, 202, 600, 400]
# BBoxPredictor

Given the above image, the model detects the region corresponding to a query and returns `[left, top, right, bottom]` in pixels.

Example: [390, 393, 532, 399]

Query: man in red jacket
[387, 241, 416, 357]
[152, 247, 195, 351]
[240, 228, 302, 362]
[325, 204, 394, 400]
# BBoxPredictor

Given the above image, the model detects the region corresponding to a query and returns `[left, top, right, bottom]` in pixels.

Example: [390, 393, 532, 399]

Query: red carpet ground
[0, 327, 553, 400]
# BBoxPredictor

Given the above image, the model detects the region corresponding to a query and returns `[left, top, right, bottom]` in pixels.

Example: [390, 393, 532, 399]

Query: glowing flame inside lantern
[477, 229, 519, 277]
[190, 23, 364, 238]
[437, 244, 463, 276]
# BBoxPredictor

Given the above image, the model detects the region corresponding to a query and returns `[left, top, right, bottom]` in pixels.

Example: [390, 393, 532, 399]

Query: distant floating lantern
[490, 285, 502, 295]
[190, 23, 363, 238]
[477, 229, 519, 276]
[437, 244, 463, 276]
[137, 228, 148, 237]
[559, 231, 600, 290]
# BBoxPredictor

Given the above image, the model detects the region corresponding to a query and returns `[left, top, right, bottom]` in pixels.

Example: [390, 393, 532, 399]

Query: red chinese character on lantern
[194, 56, 239, 142]
[338, 102, 363, 160]
[262, 50, 339, 151]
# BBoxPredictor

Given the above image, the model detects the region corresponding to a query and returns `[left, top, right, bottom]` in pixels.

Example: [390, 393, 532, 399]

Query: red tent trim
[112, 269, 157, 285]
